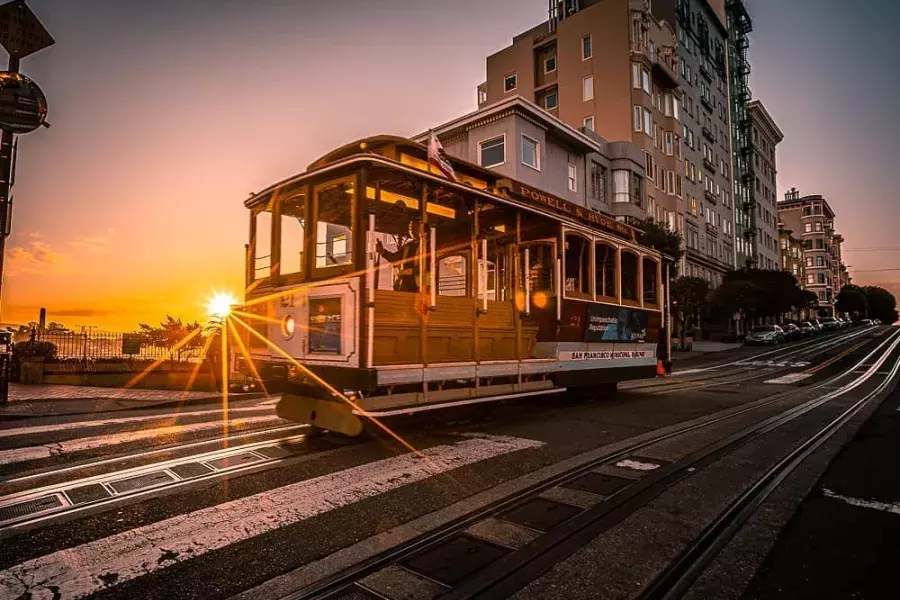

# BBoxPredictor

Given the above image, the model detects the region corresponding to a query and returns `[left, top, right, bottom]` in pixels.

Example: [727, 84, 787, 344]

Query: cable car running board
[355, 388, 567, 417]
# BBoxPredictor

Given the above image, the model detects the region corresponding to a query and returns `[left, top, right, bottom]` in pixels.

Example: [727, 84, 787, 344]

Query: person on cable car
[375, 219, 422, 293]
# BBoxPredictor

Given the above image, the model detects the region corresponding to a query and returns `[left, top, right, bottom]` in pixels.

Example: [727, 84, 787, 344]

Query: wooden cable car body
[241, 136, 670, 436]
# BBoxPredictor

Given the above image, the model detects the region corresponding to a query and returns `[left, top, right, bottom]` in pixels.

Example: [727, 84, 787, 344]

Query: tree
[635, 218, 683, 278]
[45, 321, 69, 333]
[835, 285, 868, 319]
[135, 316, 205, 360]
[671, 276, 709, 340]
[718, 268, 808, 322]
[861, 286, 899, 324]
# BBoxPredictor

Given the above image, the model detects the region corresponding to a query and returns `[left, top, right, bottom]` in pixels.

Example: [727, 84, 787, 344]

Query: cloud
[69, 234, 111, 253]
[49, 307, 122, 318]
[5, 241, 66, 275]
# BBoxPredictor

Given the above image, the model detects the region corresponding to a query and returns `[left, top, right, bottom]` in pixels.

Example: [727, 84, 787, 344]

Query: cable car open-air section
[237, 135, 673, 437]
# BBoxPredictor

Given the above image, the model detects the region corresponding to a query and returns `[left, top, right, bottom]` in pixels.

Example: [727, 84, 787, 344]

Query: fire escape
[727, 0, 755, 268]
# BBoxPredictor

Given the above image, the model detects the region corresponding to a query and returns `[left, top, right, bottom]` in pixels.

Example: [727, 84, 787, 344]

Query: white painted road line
[615, 459, 661, 471]
[0, 416, 286, 466]
[764, 373, 814, 385]
[0, 433, 543, 600]
[822, 488, 900, 516]
[0, 404, 277, 440]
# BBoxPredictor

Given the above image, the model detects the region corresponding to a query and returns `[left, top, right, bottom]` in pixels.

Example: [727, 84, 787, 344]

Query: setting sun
[207, 291, 238, 319]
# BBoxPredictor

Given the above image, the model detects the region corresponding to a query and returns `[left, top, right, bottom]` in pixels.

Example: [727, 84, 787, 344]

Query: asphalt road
[0, 326, 896, 600]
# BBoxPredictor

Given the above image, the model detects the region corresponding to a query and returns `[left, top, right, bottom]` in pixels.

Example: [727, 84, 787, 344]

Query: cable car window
[520, 242, 555, 294]
[252, 204, 273, 280]
[280, 191, 306, 276]
[643, 257, 659, 305]
[621, 251, 639, 302]
[314, 178, 354, 271]
[564, 233, 591, 299]
[595, 242, 617, 299]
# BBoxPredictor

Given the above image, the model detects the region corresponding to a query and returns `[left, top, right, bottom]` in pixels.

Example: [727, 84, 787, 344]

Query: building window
[665, 131, 673, 155]
[805, 223, 812, 233]
[642, 68, 651, 94]
[643, 108, 652, 138]
[632, 62, 641, 88]
[583, 75, 594, 101]
[815, 222, 823, 232]
[521, 135, 540, 170]
[544, 91, 558, 110]
[632, 172, 643, 205]
[590, 162, 607, 201]
[634, 106, 643, 132]
[612, 170, 631, 203]
[644, 151, 654, 180]
[583, 115, 594, 131]
[817, 273, 826, 284]
[544, 56, 557, 73]
[673, 97, 680, 121]
[582, 35, 592, 60]
[504, 73, 517, 93]
[478, 135, 505, 168]
[816, 256, 824, 266]
[567, 163, 577, 192]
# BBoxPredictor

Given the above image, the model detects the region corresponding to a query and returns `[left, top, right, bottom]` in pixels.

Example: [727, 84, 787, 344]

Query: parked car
[783, 323, 803, 342]
[799, 322, 816, 336]
[836, 318, 849, 329]
[861, 319, 875, 326]
[808, 319, 823, 333]
[820, 317, 841, 332]
[746, 325, 786, 345]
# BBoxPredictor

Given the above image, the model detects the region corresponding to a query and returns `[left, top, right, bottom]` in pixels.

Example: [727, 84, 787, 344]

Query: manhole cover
[65, 484, 112, 505]
[108, 471, 176, 494]
[564, 472, 631, 496]
[207, 452, 263, 470]
[403, 535, 511, 586]
[0, 495, 62, 522]
[170, 462, 214, 479]
[499, 497, 582, 532]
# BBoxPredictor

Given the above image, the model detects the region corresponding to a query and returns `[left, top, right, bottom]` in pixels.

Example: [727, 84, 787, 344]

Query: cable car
[240, 135, 671, 436]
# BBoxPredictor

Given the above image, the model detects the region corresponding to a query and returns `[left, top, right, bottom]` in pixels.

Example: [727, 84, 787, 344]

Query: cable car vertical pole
[666, 262, 672, 368]
[0, 55, 20, 314]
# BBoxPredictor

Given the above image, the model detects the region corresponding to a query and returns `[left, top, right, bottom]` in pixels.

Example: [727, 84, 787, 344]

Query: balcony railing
[705, 189, 718, 205]
[706, 222, 719, 237]
[702, 126, 715, 142]
[703, 157, 717, 172]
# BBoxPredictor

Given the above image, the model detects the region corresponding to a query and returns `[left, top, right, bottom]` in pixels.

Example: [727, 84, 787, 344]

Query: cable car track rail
[281, 328, 900, 600]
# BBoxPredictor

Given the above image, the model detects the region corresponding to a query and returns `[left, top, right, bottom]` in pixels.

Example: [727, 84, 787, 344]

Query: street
[1, 326, 898, 600]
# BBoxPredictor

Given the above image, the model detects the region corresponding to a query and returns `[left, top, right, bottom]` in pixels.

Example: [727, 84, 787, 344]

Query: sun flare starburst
[207, 292, 238, 320]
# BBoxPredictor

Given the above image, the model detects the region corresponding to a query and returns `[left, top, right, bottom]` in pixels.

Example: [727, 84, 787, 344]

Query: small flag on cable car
[428, 130, 457, 182]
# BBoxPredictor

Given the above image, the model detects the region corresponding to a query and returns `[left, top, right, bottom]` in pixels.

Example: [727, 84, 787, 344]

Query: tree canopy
[861, 285, 898, 324]
[711, 269, 810, 321]
[671, 276, 709, 335]
[835, 285, 868, 318]
[135, 316, 205, 359]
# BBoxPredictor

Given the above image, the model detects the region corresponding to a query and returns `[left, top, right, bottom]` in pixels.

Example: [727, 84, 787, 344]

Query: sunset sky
[3, 0, 898, 331]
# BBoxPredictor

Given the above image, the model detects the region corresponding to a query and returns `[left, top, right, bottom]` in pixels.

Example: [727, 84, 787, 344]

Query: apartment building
[419, 96, 646, 217]
[478, 0, 684, 241]
[778, 189, 843, 316]
[778, 221, 805, 285]
[749, 100, 783, 270]
[725, 0, 756, 267]
[653, 0, 735, 288]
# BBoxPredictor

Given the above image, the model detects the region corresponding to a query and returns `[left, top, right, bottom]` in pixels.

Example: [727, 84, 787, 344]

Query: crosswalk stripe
[0, 433, 543, 600]
[0, 405, 276, 439]
[0, 416, 285, 466]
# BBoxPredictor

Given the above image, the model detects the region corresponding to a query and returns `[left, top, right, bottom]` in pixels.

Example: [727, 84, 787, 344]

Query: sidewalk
[673, 340, 742, 358]
[0, 383, 260, 419]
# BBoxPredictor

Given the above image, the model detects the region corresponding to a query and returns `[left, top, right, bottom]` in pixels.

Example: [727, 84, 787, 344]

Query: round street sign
[0, 71, 47, 134]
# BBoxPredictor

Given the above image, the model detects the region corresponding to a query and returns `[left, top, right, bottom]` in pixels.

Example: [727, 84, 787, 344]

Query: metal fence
[34, 330, 204, 362]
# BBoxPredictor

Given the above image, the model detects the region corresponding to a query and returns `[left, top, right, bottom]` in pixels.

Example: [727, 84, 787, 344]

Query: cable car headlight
[281, 315, 296, 340]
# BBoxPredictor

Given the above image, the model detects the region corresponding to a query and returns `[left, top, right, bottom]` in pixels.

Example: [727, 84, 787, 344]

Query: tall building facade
[748, 100, 783, 270]
[478, 0, 685, 245]
[725, 0, 756, 267]
[654, 0, 735, 289]
[778, 221, 805, 284]
[778, 189, 843, 317]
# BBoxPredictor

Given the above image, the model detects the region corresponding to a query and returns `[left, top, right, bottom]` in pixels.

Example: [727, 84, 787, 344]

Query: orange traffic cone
[657, 360, 667, 377]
